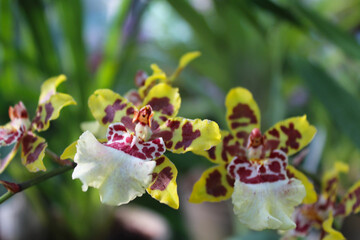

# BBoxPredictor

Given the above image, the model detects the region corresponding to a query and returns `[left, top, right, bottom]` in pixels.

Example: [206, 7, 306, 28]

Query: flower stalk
[0, 150, 75, 204]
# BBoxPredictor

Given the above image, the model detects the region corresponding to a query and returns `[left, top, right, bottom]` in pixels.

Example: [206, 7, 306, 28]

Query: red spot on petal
[155, 157, 165, 166]
[236, 131, 249, 147]
[229, 103, 257, 125]
[102, 99, 127, 124]
[268, 128, 280, 138]
[281, 123, 302, 150]
[166, 120, 180, 131]
[208, 146, 216, 160]
[206, 170, 227, 197]
[150, 167, 173, 191]
[44, 102, 54, 124]
[269, 161, 281, 173]
[174, 122, 200, 150]
[147, 97, 174, 116]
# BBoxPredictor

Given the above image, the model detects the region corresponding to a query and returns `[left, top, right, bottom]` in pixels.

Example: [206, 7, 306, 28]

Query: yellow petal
[322, 211, 345, 240]
[88, 89, 135, 128]
[34, 75, 76, 131]
[322, 162, 349, 201]
[38, 74, 66, 104]
[225, 87, 261, 147]
[189, 164, 234, 203]
[138, 64, 167, 99]
[232, 178, 305, 231]
[142, 83, 181, 126]
[156, 117, 221, 153]
[336, 180, 360, 216]
[192, 130, 243, 164]
[60, 141, 77, 160]
[146, 156, 179, 209]
[21, 132, 47, 172]
[287, 165, 317, 204]
[264, 115, 316, 157]
[169, 51, 201, 81]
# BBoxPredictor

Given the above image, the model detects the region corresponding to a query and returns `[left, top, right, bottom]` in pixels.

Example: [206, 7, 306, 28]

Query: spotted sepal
[105, 123, 165, 161]
[264, 115, 316, 157]
[146, 156, 179, 209]
[138, 64, 167, 99]
[142, 83, 181, 127]
[88, 89, 136, 130]
[32, 75, 76, 132]
[21, 132, 47, 172]
[189, 164, 234, 203]
[225, 87, 261, 147]
[154, 117, 221, 154]
[335, 180, 360, 217]
[322, 162, 349, 203]
[192, 130, 244, 165]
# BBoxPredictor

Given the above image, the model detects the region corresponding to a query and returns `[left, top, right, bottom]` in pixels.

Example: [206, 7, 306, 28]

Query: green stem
[0, 163, 75, 204]
[0, 148, 76, 204]
[0, 191, 13, 203]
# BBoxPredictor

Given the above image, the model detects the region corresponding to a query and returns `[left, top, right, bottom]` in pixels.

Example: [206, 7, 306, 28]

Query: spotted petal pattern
[105, 123, 165, 161]
[225, 87, 261, 147]
[147, 156, 179, 209]
[138, 64, 167, 99]
[228, 150, 288, 184]
[73, 131, 156, 206]
[21, 132, 47, 172]
[192, 130, 244, 165]
[264, 115, 316, 157]
[88, 89, 136, 130]
[143, 83, 181, 126]
[32, 75, 76, 132]
[335, 181, 360, 217]
[155, 117, 221, 154]
[189, 164, 234, 203]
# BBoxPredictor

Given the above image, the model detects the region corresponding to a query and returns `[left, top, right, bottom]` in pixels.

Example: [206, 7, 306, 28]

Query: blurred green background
[1, 0, 360, 239]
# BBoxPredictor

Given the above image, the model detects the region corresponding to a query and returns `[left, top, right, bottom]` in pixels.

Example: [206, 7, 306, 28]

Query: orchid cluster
[1, 52, 360, 239]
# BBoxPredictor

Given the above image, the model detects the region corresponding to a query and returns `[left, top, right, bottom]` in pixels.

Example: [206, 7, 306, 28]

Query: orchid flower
[0, 75, 76, 173]
[189, 87, 317, 231]
[65, 79, 220, 209]
[81, 51, 201, 137]
[284, 162, 360, 239]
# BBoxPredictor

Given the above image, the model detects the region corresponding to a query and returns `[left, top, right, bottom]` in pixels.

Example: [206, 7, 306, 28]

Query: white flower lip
[72, 131, 156, 206]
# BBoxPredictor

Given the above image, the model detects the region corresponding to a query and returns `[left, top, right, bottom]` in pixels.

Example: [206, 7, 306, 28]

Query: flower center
[132, 105, 154, 141]
[247, 128, 266, 161]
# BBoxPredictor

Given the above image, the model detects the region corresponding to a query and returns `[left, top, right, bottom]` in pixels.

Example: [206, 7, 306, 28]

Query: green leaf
[249, 0, 301, 26]
[292, 58, 360, 149]
[293, 2, 360, 60]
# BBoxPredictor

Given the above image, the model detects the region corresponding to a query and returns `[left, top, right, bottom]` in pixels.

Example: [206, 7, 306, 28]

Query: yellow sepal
[287, 165, 317, 204]
[147, 156, 179, 209]
[189, 164, 233, 203]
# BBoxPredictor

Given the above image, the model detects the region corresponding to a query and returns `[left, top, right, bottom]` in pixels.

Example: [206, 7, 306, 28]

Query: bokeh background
[1, 0, 360, 239]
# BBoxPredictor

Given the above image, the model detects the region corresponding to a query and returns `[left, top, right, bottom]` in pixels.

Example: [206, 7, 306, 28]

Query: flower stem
[0, 149, 76, 204]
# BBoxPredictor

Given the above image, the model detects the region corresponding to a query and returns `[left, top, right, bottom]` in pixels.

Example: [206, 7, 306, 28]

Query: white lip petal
[232, 179, 306, 231]
[73, 131, 156, 206]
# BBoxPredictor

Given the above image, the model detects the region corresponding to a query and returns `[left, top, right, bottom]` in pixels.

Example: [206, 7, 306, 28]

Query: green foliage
[1, 0, 360, 239]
